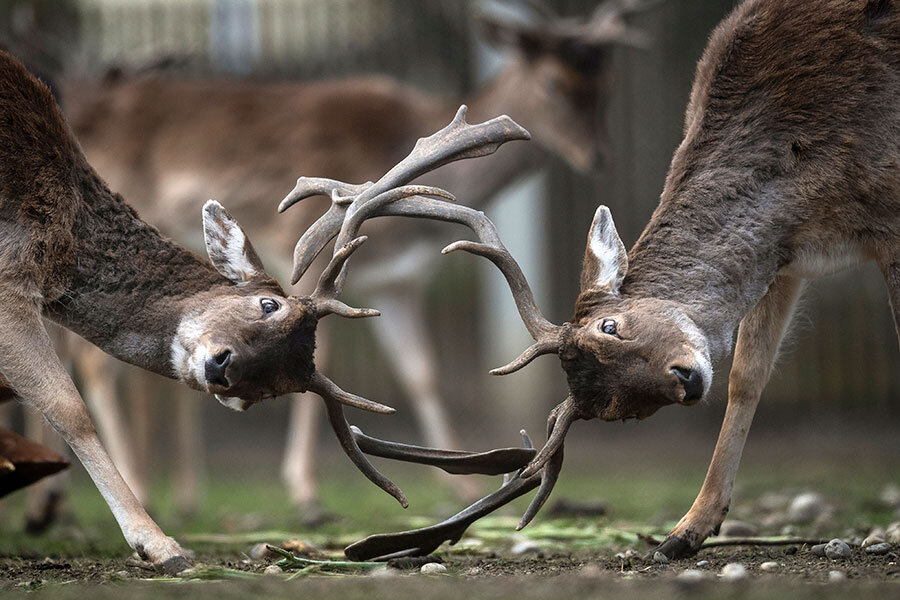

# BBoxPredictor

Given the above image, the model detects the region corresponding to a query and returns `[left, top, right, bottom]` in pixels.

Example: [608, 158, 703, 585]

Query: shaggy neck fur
[45, 153, 230, 379]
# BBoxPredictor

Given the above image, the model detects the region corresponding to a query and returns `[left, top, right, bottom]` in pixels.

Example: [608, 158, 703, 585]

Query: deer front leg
[0, 295, 190, 573]
[655, 274, 804, 559]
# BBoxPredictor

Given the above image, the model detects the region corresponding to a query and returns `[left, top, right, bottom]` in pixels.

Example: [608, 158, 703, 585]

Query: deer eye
[600, 319, 617, 336]
[260, 298, 279, 314]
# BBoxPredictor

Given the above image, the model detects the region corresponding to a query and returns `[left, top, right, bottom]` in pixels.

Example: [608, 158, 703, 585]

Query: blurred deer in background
[40, 0, 657, 522]
[0, 48, 542, 568]
[344, 0, 900, 562]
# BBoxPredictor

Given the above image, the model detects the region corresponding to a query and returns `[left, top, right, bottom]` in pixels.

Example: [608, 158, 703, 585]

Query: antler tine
[319, 393, 408, 508]
[586, 0, 661, 47]
[279, 177, 371, 213]
[519, 397, 581, 479]
[350, 425, 536, 475]
[309, 236, 381, 319]
[306, 371, 395, 415]
[517, 399, 570, 529]
[285, 105, 530, 286]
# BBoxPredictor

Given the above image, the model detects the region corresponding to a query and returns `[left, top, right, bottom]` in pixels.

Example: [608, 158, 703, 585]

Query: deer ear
[580, 205, 627, 294]
[202, 200, 267, 284]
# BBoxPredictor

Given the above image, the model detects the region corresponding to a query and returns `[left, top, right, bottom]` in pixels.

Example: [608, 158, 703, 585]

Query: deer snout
[204, 348, 234, 389]
[670, 366, 704, 404]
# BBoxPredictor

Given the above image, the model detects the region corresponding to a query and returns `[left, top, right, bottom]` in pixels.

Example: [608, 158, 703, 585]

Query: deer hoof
[157, 555, 192, 576]
[651, 534, 700, 560]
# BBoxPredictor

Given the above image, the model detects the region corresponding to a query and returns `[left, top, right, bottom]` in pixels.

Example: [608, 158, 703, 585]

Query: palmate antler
[344, 401, 577, 561]
[281, 106, 533, 506]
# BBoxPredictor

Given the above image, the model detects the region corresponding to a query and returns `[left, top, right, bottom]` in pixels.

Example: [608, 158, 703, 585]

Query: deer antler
[280, 106, 532, 505]
[344, 399, 581, 561]
[584, 0, 662, 47]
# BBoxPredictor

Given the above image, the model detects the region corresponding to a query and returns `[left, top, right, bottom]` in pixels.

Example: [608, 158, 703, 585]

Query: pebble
[824, 539, 852, 560]
[677, 569, 705, 582]
[624, 549, 641, 561]
[862, 535, 885, 548]
[652, 551, 669, 564]
[828, 570, 846, 582]
[263, 565, 282, 575]
[788, 492, 827, 523]
[719, 520, 759, 537]
[881, 484, 900, 508]
[579, 563, 603, 577]
[811, 543, 828, 557]
[248, 543, 278, 560]
[759, 561, 779, 572]
[369, 567, 396, 579]
[696, 560, 709, 568]
[464, 567, 482, 577]
[420, 562, 447, 575]
[510, 540, 542, 555]
[865, 543, 891, 556]
[720, 563, 747, 581]
[886, 522, 900, 544]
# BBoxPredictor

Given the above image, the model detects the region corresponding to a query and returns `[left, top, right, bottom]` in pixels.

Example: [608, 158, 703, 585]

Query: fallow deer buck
[343, 0, 900, 561]
[54, 0, 656, 517]
[0, 50, 541, 570]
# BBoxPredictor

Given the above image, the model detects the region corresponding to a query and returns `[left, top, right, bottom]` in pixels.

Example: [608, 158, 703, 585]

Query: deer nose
[205, 349, 233, 388]
[671, 366, 704, 403]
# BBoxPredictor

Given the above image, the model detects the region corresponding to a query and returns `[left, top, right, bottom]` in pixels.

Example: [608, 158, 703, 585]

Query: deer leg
[655, 274, 804, 559]
[24, 324, 71, 532]
[23, 409, 70, 532]
[369, 288, 481, 502]
[0, 295, 190, 573]
[77, 340, 149, 505]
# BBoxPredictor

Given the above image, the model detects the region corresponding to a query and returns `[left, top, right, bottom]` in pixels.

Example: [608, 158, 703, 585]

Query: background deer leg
[282, 395, 325, 521]
[77, 341, 149, 506]
[173, 385, 206, 518]
[281, 319, 330, 522]
[369, 287, 481, 502]
[655, 274, 804, 559]
[0, 294, 189, 573]
[878, 250, 900, 348]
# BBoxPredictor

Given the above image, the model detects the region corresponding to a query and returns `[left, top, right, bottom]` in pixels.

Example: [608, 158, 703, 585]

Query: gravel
[720, 563, 747, 581]
[420, 562, 447, 575]
[824, 539, 852, 560]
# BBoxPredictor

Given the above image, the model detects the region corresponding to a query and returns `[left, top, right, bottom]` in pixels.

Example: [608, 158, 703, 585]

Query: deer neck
[45, 155, 229, 379]
[622, 168, 795, 360]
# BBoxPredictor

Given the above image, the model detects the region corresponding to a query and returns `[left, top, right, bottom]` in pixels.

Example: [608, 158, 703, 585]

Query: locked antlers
[281, 106, 532, 506]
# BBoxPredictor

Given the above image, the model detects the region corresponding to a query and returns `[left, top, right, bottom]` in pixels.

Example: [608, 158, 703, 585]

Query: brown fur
[558, 0, 898, 558]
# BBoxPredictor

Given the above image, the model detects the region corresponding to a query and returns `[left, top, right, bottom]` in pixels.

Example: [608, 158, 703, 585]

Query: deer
[44, 0, 657, 520]
[340, 0, 900, 562]
[0, 49, 550, 570]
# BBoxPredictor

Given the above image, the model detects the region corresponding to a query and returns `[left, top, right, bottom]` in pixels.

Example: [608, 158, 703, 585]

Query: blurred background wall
[1, 0, 897, 477]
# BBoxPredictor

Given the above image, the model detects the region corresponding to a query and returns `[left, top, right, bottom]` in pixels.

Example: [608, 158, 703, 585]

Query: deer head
[477, 0, 658, 171]
[171, 105, 531, 508]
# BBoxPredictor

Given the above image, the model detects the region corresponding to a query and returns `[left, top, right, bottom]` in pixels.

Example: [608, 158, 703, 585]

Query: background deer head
[476, 0, 658, 171]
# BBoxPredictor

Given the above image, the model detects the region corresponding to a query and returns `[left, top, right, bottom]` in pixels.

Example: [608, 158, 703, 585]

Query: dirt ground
[1, 427, 898, 597]
[0, 546, 898, 599]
